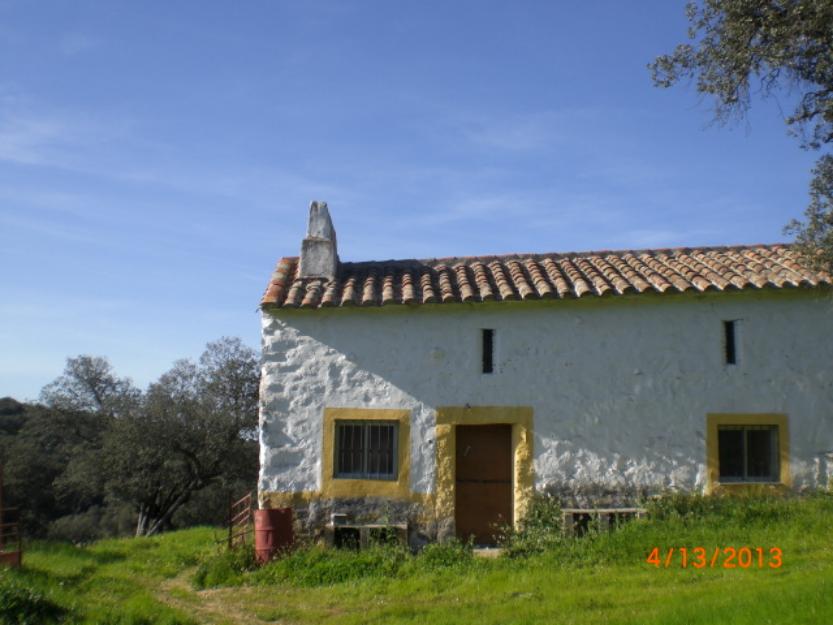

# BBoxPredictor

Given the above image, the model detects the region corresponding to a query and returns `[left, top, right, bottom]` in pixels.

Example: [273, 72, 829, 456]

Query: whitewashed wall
[259, 289, 833, 502]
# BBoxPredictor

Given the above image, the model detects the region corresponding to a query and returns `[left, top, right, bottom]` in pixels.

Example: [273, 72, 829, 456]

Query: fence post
[227, 492, 233, 550]
[0, 464, 4, 552]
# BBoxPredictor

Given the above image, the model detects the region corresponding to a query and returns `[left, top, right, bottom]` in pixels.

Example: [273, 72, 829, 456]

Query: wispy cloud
[0, 210, 99, 245]
[0, 93, 356, 217]
[0, 103, 131, 171]
[460, 112, 560, 152]
[451, 108, 604, 153]
[0, 114, 69, 166]
[59, 32, 97, 56]
[462, 113, 563, 152]
[615, 228, 702, 248]
[0, 295, 134, 320]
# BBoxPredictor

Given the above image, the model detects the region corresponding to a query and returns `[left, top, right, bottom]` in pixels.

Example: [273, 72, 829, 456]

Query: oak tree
[650, 0, 833, 270]
[102, 337, 259, 536]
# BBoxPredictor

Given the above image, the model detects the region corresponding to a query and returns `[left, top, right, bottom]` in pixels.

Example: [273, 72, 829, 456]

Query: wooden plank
[455, 425, 512, 545]
[561, 508, 647, 514]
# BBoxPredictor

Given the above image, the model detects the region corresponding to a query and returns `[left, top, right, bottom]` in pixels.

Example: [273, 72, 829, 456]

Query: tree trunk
[135, 506, 149, 537]
[144, 485, 196, 536]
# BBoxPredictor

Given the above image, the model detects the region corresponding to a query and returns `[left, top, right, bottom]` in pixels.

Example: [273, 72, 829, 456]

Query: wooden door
[455, 424, 512, 545]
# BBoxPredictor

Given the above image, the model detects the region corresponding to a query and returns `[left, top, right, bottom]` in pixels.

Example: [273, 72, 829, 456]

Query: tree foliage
[103, 337, 259, 536]
[785, 154, 833, 269]
[40, 355, 140, 416]
[650, 0, 833, 269]
[1, 337, 259, 541]
[0, 400, 113, 536]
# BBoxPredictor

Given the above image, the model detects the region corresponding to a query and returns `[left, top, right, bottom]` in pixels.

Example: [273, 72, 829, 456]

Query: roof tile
[261, 244, 831, 310]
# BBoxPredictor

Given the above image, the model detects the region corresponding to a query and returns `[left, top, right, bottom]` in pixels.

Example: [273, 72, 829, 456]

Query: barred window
[718, 425, 779, 482]
[334, 421, 398, 480]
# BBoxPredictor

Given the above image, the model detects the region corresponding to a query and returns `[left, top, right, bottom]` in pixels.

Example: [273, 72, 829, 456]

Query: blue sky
[0, 1, 818, 400]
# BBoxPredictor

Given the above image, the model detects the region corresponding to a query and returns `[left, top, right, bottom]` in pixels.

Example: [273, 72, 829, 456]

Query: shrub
[0, 572, 66, 625]
[192, 546, 256, 589]
[253, 543, 408, 587]
[414, 539, 473, 569]
[645, 490, 795, 524]
[499, 492, 563, 558]
[47, 507, 106, 544]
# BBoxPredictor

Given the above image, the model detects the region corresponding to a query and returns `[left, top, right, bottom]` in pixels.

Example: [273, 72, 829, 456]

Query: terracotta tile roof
[261, 244, 831, 310]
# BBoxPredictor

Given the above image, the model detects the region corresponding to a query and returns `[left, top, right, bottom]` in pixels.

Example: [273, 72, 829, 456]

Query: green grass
[0, 526, 219, 624]
[2, 493, 832, 624]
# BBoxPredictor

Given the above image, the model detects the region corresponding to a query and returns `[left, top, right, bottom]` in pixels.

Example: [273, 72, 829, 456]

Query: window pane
[366, 423, 395, 479]
[383, 425, 393, 476]
[368, 424, 379, 475]
[718, 428, 744, 479]
[335, 421, 396, 480]
[746, 427, 778, 480]
[351, 424, 364, 474]
[336, 423, 364, 476]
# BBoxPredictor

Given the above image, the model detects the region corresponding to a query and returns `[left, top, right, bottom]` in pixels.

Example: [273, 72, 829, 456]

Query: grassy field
[1, 493, 832, 624]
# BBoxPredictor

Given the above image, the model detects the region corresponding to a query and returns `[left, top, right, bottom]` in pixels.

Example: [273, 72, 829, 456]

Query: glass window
[717, 425, 779, 482]
[334, 421, 397, 480]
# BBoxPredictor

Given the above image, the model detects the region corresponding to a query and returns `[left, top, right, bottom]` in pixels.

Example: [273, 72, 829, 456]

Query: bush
[499, 492, 563, 558]
[253, 543, 408, 587]
[645, 490, 796, 524]
[47, 504, 137, 544]
[414, 539, 473, 569]
[0, 572, 66, 625]
[200, 537, 478, 589]
[47, 507, 107, 544]
[192, 546, 256, 589]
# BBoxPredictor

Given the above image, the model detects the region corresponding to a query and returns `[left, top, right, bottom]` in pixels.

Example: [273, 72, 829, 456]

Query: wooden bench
[325, 522, 408, 549]
[561, 507, 647, 536]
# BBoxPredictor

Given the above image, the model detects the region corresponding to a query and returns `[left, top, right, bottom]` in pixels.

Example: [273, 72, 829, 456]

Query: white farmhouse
[258, 202, 833, 545]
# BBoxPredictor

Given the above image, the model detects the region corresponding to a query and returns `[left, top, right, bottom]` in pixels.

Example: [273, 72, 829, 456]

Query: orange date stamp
[646, 546, 783, 569]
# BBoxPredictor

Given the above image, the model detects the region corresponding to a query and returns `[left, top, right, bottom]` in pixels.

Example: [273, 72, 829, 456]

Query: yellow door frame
[435, 406, 534, 530]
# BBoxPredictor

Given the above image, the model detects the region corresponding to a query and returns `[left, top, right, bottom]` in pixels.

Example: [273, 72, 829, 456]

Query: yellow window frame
[705, 413, 790, 493]
[321, 407, 411, 499]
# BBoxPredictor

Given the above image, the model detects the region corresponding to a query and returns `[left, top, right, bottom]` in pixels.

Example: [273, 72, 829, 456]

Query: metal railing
[0, 510, 22, 565]
[227, 491, 253, 549]
[0, 464, 22, 567]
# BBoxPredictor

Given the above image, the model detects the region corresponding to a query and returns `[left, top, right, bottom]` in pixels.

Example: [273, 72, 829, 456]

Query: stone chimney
[298, 201, 338, 279]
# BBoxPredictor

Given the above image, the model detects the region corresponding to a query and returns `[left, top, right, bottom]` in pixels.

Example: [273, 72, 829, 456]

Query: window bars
[335, 421, 398, 480]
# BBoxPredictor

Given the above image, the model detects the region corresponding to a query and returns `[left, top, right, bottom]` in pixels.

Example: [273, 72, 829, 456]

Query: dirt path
[155, 570, 272, 625]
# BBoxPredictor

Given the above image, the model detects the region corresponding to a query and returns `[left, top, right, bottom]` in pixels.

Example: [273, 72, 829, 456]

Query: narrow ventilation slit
[482, 329, 494, 374]
[724, 320, 737, 365]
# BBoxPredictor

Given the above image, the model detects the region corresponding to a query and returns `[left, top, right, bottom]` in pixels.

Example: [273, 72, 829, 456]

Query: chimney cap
[299, 200, 338, 279]
[307, 201, 335, 241]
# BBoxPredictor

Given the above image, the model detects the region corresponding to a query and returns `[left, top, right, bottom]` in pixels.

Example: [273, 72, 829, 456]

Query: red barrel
[254, 508, 294, 564]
